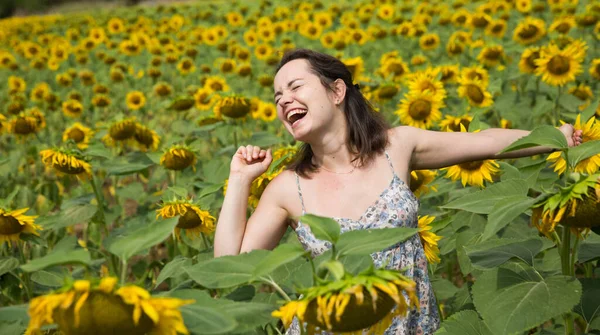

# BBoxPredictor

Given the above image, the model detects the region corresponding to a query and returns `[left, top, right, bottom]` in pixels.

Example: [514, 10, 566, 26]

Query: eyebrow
[274, 78, 302, 100]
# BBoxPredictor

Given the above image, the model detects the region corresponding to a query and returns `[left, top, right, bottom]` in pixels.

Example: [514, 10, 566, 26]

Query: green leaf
[252, 243, 306, 279]
[0, 305, 29, 323]
[582, 100, 600, 122]
[336, 227, 418, 256]
[36, 203, 98, 230]
[180, 304, 238, 335]
[299, 214, 340, 244]
[472, 265, 582, 335]
[185, 249, 269, 289]
[105, 153, 155, 176]
[21, 248, 91, 272]
[197, 183, 224, 199]
[436, 310, 494, 335]
[499, 125, 568, 154]
[465, 237, 547, 268]
[105, 217, 178, 262]
[30, 270, 64, 287]
[0, 321, 26, 335]
[560, 94, 584, 113]
[482, 196, 537, 240]
[441, 179, 529, 214]
[267, 151, 294, 175]
[431, 278, 459, 301]
[0, 257, 19, 276]
[318, 260, 345, 281]
[567, 140, 600, 168]
[155, 256, 192, 289]
[574, 278, 600, 331]
[578, 232, 600, 263]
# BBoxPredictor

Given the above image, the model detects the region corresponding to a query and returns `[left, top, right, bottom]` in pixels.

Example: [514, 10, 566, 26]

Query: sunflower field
[1, 0, 600, 334]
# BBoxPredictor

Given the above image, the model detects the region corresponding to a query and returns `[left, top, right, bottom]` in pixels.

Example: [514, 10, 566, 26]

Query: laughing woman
[214, 49, 582, 334]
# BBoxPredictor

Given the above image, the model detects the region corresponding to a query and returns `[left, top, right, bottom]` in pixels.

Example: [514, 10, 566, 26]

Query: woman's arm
[392, 125, 582, 171]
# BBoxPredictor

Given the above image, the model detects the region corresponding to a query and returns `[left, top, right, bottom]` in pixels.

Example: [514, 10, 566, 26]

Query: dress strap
[383, 150, 397, 177]
[294, 172, 306, 214]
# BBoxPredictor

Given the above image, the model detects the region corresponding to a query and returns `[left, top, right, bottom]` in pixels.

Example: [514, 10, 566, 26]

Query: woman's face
[273, 59, 339, 142]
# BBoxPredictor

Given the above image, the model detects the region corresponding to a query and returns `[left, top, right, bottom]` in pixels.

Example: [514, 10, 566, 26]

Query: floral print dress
[287, 151, 440, 335]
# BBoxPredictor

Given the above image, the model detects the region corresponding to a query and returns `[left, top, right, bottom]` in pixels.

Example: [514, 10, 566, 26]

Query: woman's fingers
[238, 145, 269, 162]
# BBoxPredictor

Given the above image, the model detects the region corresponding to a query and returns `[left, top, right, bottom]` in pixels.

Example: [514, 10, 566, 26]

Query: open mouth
[287, 109, 307, 126]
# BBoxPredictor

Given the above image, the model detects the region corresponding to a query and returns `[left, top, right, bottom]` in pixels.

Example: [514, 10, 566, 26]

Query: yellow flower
[477, 45, 505, 68]
[30, 82, 51, 102]
[519, 47, 541, 74]
[342, 57, 365, 81]
[377, 58, 410, 82]
[203, 76, 229, 93]
[102, 119, 137, 147]
[153, 82, 173, 98]
[534, 42, 586, 86]
[444, 150, 499, 188]
[62, 99, 84, 118]
[299, 22, 323, 40]
[40, 148, 92, 179]
[418, 215, 442, 264]
[438, 64, 460, 84]
[547, 115, 600, 175]
[8, 76, 26, 94]
[126, 91, 146, 111]
[272, 268, 418, 335]
[419, 33, 440, 51]
[0, 207, 40, 246]
[62, 123, 94, 149]
[410, 170, 438, 198]
[513, 17, 546, 45]
[226, 12, 245, 27]
[457, 77, 493, 108]
[25, 277, 193, 335]
[406, 69, 446, 100]
[461, 65, 489, 86]
[107, 18, 125, 34]
[177, 57, 195, 75]
[258, 102, 277, 122]
[396, 89, 444, 129]
[160, 145, 197, 171]
[589, 58, 600, 80]
[485, 19, 507, 38]
[550, 16, 577, 34]
[194, 87, 219, 111]
[569, 84, 593, 111]
[133, 124, 160, 152]
[214, 96, 250, 119]
[515, 0, 532, 13]
[156, 200, 216, 240]
[377, 4, 395, 21]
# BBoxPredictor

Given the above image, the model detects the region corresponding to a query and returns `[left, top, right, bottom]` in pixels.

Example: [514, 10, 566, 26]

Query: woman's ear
[331, 78, 347, 104]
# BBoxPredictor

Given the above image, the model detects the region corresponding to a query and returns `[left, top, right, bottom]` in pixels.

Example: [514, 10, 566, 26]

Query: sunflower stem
[170, 170, 177, 187]
[233, 128, 238, 149]
[200, 232, 210, 251]
[553, 86, 562, 127]
[307, 256, 318, 287]
[261, 276, 291, 302]
[89, 175, 107, 232]
[560, 226, 575, 335]
[120, 260, 128, 285]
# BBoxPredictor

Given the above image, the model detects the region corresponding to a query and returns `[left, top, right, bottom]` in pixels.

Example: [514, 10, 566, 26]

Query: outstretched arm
[393, 125, 582, 171]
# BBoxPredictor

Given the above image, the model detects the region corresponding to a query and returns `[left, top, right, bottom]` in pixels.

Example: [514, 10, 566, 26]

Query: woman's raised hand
[230, 145, 273, 181]
[558, 123, 583, 148]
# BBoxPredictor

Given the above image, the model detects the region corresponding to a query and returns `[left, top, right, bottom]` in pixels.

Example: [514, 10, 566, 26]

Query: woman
[214, 49, 582, 334]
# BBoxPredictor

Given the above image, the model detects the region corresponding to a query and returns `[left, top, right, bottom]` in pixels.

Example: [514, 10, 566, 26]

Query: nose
[277, 91, 293, 108]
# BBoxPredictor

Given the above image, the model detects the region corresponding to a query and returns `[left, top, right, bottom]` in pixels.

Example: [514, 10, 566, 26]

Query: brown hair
[275, 48, 390, 178]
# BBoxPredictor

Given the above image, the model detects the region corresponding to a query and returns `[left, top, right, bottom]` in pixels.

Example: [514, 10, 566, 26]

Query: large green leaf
[36, 203, 98, 230]
[465, 237, 547, 269]
[105, 152, 155, 176]
[499, 125, 568, 154]
[0, 321, 26, 335]
[482, 196, 537, 240]
[431, 278, 459, 301]
[21, 248, 91, 272]
[566, 140, 600, 168]
[574, 278, 600, 331]
[472, 264, 582, 335]
[336, 227, 418, 256]
[155, 256, 192, 289]
[0, 257, 19, 276]
[185, 249, 269, 288]
[0, 305, 29, 323]
[180, 304, 238, 335]
[441, 179, 529, 214]
[578, 232, 600, 263]
[30, 270, 65, 287]
[435, 310, 493, 335]
[105, 217, 178, 262]
[252, 243, 307, 279]
[299, 214, 340, 244]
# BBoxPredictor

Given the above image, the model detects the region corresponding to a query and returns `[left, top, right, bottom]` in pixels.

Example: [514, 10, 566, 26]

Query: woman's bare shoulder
[387, 126, 419, 152]
[263, 169, 299, 207]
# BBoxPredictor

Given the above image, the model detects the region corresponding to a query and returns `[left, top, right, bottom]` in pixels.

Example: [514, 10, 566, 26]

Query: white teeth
[286, 109, 307, 122]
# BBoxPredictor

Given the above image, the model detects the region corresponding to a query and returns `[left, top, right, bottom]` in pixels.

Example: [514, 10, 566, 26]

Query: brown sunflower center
[455, 15, 467, 24]
[109, 122, 136, 140]
[484, 48, 502, 60]
[459, 160, 484, 171]
[130, 96, 141, 105]
[424, 37, 436, 46]
[182, 61, 192, 70]
[387, 62, 405, 76]
[210, 82, 224, 91]
[466, 84, 485, 103]
[220, 98, 250, 118]
[441, 70, 456, 82]
[572, 89, 590, 101]
[53, 157, 86, 175]
[472, 16, 490, 28]
[448, 119, 470, 132]
[561, 191, 600, 228]
[408, 99, 432, 120]
[14, 118, 36, 134]
[0, 215, 24, 235]
[518, 24, 539, 39]
[555, 22, 571, 34]
[491, 23, 504, 33]
[53, 292, 154, 335]
[378, 86, 398, 99]
[410, 173, 424, 193]
[548, 55, 570, 75]
[526, 51, 540, 69]
[221, 62, 233, 72]
[177, 208, 203, 229]
[68, 128, 85, 143]
[163, 150, 195, 170]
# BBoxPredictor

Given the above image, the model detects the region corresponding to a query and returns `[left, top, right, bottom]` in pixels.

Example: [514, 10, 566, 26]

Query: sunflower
[461, 66, 489, 86]
[444, 146, 500, 188]
[153, 82, 173, 98]
[418, 215, 442, 264]
[589, 59, 600, 80]
[396, 90, 444, 129]
[107, 18, 125, 34]
[486, 19, 507, 38]
[126, 91, 146, 111]
[438, 64, 460, 84]
[515, 0, 532, 13]
[9, 114, 40, 139]
[519, 47, 541, 74]
[457, 77, 493, 108]
[0, 207, 40, 246]
[411, 55, 428, 66]
[26, 107, 46, 130]
[102, 119, 137, 147]
[513, 17, 546, 45]
[25, 277, 193, 335]
[30, 82, 51, 102]
[547, 115, 600, 175]
[451, 9, 471, 27]
[40, 148, 92, 179]
[406, 70, 446, 99]
[569, 84, 593, 111]
[342, 57, 365, 81]
[446, 40, 465, 57]
[470, 12, 491, 29]
[160, 145, 197, 171]
[203, 76, 229, 93]
[419, 33, 440, 51]
[378, 58, 410, 82]
[396, 22, 416, 37]
[531, 174, 600, 238]
[258, 102, 277, 122]
[477, 45, 505, 68]
[410, 170, 438, 197]
[176, 57, 195, 75]
[375, 84, 399, 101]
[534, 42, 586, 86]
[62, 123, 93, 149]
[194, 88, 219, 111]
[0, 114, 6, 134]
[226, 12, 244, 27]
[133, 124, 160, 152]
[214, 96, 250, 119]
[377, 4, 395, 21]
[549, 16, 577, 34]
[92, 94, 111, 108]
[271, 267, 418, 335]
[8, 76, 26, 94]
[156, 199, 216, 240]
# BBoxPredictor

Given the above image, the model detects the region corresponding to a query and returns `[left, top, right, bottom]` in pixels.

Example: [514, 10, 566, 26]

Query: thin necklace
[320, 164, 356, 174]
